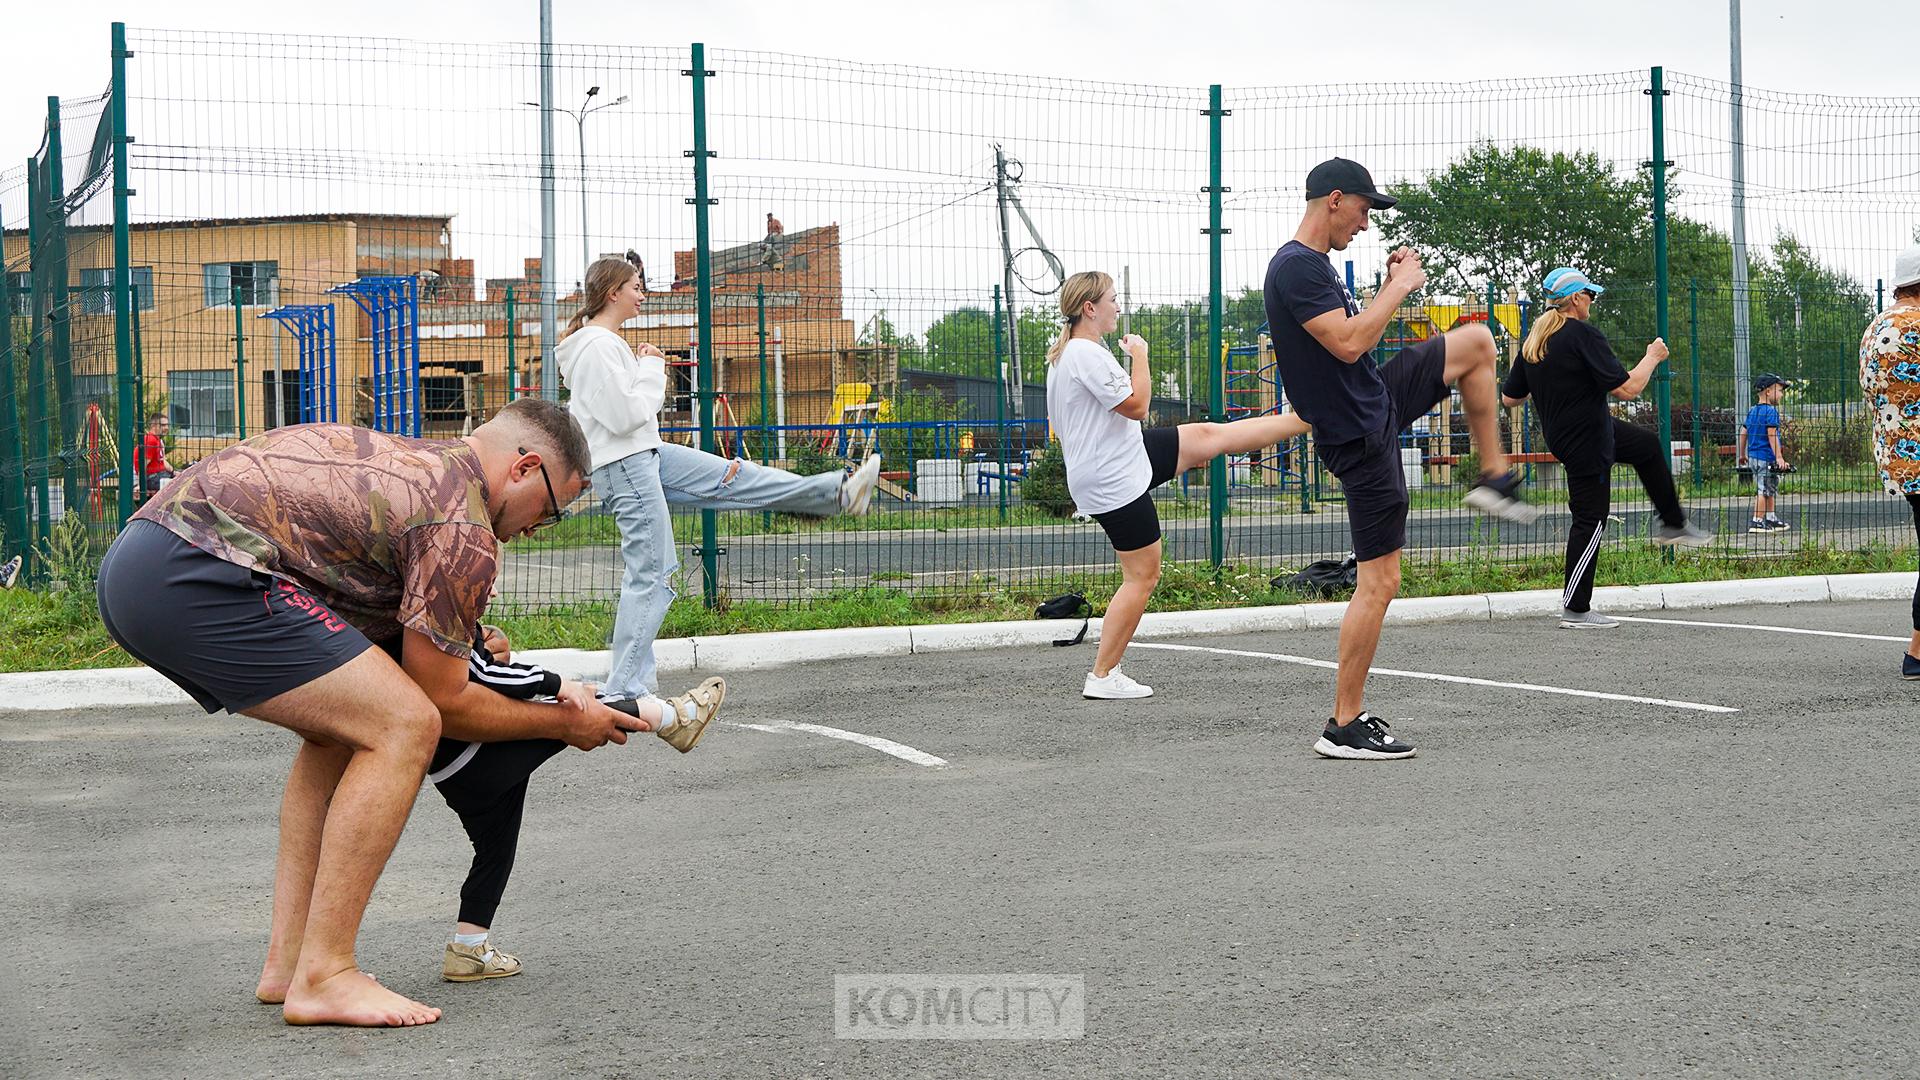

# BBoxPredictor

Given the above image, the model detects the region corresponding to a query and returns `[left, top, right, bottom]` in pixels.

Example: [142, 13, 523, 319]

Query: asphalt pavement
[6, 598, 1919, 1078]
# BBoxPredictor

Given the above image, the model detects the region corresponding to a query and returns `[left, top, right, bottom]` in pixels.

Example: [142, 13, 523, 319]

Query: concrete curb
[5, 572, 1912, 712]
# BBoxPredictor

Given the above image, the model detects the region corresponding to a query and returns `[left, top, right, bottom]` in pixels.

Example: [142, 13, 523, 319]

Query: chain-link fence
[3, 29, 1916, 616]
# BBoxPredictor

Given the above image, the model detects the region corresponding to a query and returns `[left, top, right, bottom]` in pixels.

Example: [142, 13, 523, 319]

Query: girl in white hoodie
[557, 257, 881, 703]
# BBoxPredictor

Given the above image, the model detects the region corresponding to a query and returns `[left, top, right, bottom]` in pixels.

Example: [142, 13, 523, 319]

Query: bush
[787, 442, 846, 477]
[1022, 441, 1075, 518]
[1784, 415, 1871, 469]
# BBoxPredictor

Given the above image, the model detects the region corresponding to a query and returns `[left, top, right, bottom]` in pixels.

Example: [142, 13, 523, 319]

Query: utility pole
[537, 0, 558, 400]
[1729, 0, 1753, 423]
[993, 144, 1024, 419]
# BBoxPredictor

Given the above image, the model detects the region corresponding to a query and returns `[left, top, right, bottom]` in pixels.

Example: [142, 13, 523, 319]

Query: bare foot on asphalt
[282, 968, 440, 1027]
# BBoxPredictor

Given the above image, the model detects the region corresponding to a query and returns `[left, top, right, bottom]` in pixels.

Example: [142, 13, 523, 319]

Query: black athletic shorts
[96, 519, 376, 714]
[1313, 335, 1450, 562]
[1091, 426, 1180, 553]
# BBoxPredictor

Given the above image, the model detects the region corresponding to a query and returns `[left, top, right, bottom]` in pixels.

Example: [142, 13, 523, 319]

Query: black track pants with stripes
[1562, 420, 1687, 613]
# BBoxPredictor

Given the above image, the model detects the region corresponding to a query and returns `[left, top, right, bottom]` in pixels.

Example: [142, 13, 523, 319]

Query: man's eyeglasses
[519, 447, 573, 533]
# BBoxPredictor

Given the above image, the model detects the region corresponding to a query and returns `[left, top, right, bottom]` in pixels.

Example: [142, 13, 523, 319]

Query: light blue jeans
[600, 444, 845, 698]
[598, 449, 676, 700]
[658, 442, 842, 515]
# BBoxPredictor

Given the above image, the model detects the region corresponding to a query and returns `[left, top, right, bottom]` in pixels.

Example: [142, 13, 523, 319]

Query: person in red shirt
[138, 413, 174, 498]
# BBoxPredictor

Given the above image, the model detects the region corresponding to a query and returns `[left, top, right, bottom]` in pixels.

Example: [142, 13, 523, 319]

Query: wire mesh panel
[1665, 74, 1920, 549]
[1, 83, 125, 581]
[1226, 73, 1661, 576]
[2, 32, 1913, 615]
[686, 50, 1209, 603]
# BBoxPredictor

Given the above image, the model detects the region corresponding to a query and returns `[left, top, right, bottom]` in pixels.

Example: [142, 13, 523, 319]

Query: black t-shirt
[1263, 240, 1389, 446]
[1501, 319, 1630, 474]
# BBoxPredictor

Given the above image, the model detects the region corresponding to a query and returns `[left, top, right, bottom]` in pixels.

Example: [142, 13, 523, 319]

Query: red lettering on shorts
[269, 580, 349, 633]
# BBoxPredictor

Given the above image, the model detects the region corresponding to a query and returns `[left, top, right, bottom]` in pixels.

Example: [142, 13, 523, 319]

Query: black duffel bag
[1274, 555, 1358, 598]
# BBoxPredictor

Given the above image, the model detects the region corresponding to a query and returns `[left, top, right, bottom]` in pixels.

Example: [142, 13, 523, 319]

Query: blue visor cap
[1542, 267, 1605, 300]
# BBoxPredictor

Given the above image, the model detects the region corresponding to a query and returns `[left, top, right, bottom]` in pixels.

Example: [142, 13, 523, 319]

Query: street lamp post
[525, 87, 628, 288]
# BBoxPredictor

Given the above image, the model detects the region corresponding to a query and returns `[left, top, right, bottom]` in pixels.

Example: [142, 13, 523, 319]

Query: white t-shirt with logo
[1046, 337, 1150, 515]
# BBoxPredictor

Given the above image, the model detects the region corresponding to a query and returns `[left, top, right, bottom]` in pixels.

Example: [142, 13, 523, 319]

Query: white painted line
[1131, 642, 1739, 714]
[1611, 615, 1909, 643]
[726, 719, 949, 768]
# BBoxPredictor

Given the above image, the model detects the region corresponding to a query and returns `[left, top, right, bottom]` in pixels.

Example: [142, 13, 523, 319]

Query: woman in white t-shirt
[1046, 270, 1311, 699]
[557, 257, 882, 715]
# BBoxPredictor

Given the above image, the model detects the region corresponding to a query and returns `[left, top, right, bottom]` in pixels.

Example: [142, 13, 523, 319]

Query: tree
[857, 311, 923, 366]
[1377, 142, 1653, 296]
[920, 307, 994, 378]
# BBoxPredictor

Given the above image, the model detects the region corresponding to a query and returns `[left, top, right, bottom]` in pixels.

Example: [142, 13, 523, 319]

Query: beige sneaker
[658, 677, 726, 753]
[442, 939, 523, 982]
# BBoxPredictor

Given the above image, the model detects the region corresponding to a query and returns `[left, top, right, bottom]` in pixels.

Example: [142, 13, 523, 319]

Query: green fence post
[1205, 84, 1227, 572]
[993, 285, 1008, 521]
[1689, 277, 1703, 485]
[44, 96, 81, 527]
[111, 22, 136, 526]
[232, 283, 247, 440]
[688, 43, 720, 608]
[26, 157, 50, 571]
[1649, 67, 1673, 558]
[0, 203, 23, 559]
[1649, 68, 1673, 460]
[757, 283, 771, 530]
[504, 285, 517, 403]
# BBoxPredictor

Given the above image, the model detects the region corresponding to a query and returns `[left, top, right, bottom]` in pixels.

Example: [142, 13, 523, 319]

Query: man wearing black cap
[1263, 157, 1539, 761]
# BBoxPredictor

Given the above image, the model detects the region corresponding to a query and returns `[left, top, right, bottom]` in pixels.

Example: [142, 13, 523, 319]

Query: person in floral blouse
[1859, 243, 1920, 678]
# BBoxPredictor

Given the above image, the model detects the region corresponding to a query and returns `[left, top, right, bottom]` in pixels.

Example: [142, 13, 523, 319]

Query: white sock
[647, 694, 678, 731]
[452, 930, 488, 947]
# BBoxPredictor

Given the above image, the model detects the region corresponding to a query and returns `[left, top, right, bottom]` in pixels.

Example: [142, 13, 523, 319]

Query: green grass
[513, 499, 1216, 551]
[13, 541, 1913, 672]
[0, 586, 128, 671]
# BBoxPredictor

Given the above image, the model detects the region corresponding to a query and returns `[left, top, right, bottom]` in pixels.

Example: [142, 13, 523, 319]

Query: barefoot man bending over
[95, 399, 646, 1026]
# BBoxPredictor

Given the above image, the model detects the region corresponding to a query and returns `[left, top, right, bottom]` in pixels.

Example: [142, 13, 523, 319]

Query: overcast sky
[2, 0, 1906, 164]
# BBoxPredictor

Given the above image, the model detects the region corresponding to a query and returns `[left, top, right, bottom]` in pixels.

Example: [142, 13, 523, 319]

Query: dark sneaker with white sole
[1312, 711, 1417, 760]
[1463, 470, 1542, 525]
[1903, 653, 1920, 681]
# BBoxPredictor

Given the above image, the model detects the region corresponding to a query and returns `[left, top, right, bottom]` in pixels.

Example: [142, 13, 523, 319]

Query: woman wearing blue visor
[1502, 266, 1714, 628]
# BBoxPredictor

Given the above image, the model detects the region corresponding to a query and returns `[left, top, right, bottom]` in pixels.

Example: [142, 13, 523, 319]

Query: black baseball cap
[1305, 158, 1397, 211]
[1753, 373, 1789, 391]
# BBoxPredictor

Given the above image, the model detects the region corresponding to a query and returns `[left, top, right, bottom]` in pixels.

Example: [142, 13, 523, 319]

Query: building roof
[2, 211, 454, 240]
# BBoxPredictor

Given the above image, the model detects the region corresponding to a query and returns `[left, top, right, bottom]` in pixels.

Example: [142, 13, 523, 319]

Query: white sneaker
[840, 453, 883, 515]
[1558, 608, 1620, 629]
[1083, 668, 1153, 699]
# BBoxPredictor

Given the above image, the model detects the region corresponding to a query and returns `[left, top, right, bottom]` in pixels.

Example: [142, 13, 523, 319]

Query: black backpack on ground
[1274, 556, 1358, 598]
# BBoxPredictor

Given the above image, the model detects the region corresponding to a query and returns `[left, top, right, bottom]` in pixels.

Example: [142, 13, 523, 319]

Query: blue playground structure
[259, 304, 339, 423]
[1220, 324, 1312, 500]
[328, 275, 421, 436]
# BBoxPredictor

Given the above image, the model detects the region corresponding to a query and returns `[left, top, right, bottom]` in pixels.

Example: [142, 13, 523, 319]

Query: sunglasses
[519, 447, 573, 533]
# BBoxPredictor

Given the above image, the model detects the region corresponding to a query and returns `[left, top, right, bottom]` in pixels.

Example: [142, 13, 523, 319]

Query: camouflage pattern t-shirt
[132, 424, 497, 657]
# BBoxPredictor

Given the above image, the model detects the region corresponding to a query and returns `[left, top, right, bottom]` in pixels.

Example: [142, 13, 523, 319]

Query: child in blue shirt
[1741, 373, 1791, 533]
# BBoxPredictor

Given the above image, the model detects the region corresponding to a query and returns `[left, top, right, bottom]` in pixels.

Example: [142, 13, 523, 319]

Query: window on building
[71, 374, 115, 419]
[6, 271, 30, 316]
[75, 267, 155, 315]
[421, 375, 467, 424]
[168, 370, 236, 438]
[203, 261, 279, 308]
[259, 370, 307, 428]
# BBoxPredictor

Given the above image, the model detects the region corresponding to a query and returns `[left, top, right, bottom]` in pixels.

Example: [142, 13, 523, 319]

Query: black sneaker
[1463, 470, 1542, 524]
[1312, 711, 1417, 760]
[1903, 653, 1920, 681]
[0, 554, 19, 589]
